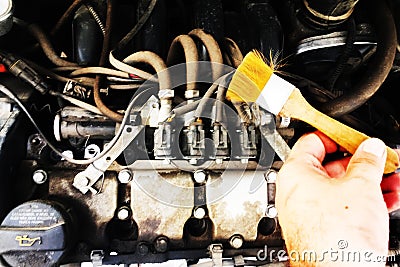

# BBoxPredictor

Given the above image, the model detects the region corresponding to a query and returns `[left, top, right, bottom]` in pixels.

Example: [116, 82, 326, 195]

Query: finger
[324, 157, 351, 178]
[289, 133, 327, 164]
[383, 192, 400, 213]
[313, 131, 339, 154]
[381, 173, 400, 193]
[345, 138, 387, 184]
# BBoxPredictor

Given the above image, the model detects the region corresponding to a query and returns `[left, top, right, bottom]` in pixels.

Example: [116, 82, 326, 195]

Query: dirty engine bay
[0, 0, 400, 266]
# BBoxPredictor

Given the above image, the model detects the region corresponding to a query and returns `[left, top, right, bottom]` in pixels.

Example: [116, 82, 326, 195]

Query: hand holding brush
[226, 51, 399, 174]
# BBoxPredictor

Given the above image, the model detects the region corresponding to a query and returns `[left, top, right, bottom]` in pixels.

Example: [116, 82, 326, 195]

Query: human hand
[275, 132, 398, 266]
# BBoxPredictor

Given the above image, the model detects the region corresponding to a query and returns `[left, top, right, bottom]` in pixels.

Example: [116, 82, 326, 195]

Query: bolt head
[118, 170, 132, 183]
[154, 237, 168, 253]
[215, 158, 223, 164]
[117, 207, 130, 220]
[193, 207, 206, 219]
[229, 235, 244, 249]
[266, 205, 278, 218]
[138, 243, 149, 255]
[32, 170, 47, 184]
[193, 171, 206, 183]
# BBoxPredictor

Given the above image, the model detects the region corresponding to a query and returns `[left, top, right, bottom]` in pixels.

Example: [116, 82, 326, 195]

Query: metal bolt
[117, 207, 130, 220]
[138, 243, 149, 255]
[154, 236, 168, 253]
[265, 170, 277, 183]
[229, 235, 244, 249]
[118, 169, 132, 184]
[74, 174, 89, 187]
[265, 204, 278, 218]
[32, 170, 47, 184]
[193, 171, 206, 183]
[215, 158, 223, 164]
[193, 207, 206, 219]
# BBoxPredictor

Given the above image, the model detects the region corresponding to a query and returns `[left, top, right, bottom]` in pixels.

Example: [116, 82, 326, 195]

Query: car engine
[0, 0, 399, 266]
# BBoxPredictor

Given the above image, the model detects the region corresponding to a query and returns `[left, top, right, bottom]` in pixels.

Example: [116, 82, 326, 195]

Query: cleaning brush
[227, 50, 399, 174]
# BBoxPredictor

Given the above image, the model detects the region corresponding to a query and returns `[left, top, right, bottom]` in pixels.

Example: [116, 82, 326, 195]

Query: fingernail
[361, 138, 386, 158]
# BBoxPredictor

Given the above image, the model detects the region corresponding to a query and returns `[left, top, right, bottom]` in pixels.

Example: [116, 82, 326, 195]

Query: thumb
[345, 138, 387, 184]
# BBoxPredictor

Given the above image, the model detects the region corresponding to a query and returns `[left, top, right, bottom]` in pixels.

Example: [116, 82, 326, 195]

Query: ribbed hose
[321, 0, 397, 117]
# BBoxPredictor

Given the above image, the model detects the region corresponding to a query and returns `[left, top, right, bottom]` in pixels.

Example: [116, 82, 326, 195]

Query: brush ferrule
[256, 74, 295, 115]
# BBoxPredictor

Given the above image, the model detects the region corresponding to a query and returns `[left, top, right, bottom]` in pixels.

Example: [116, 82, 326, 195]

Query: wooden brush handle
[280, 88, 399, 174]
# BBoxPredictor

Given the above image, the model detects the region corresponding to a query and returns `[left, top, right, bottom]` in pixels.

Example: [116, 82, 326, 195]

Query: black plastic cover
[0, 200, 73, 267]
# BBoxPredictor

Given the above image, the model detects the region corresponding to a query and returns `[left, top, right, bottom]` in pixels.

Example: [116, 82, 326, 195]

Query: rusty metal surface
[207, 170, 268, 242]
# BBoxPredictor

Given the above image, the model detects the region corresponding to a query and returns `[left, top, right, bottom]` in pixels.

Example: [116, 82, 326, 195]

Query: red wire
[0, 64, 7, 73]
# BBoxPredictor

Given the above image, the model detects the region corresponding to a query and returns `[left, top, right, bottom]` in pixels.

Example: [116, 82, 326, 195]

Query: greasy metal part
[49, 170, 118, 248]
[183, 121, 205, 164]
[0, 0, 13, 36]
[57, 120, 115, 140]
[117, 169, 132, 184]
[211, 123, 229, 163]
[154, 122, 175, 159]
[208, 244, 223, 267]
[296, 31, 376, 55]
[302, 0, 359, 28]
[259, 112, 291, 162]
[84, 144, 100, 159]
[90, 250, 104, 267]
[235, 123, 257, 163]
[207, 171, 268, 242]
[229, 235, 243, 249]
[54, 107, 116, 141]
[73, 124, 144, 194]
[32, 169, 47, 184]
[130, 170, 193, 245]
[260, 126, 291, 163]
[322, 0, 397, 117]
[26, 134, 48, 161]
[266, 170, 277, 205]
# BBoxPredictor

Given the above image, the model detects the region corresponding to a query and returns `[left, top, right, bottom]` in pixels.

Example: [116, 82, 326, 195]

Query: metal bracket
[233, 255, 245, 266]
[260, 112, 291, 162]
[208, 244, 223, 267]
[90, 250, 104, 267]
[73, 124, 144, 194]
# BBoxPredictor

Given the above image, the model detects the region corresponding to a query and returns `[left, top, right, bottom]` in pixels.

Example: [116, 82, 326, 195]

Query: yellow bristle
[226, 50, 274, 103]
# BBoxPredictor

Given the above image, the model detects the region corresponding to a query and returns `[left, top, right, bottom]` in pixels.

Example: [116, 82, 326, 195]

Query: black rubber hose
[327, 18, 356, 92]
[321, 0, 397, 117]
